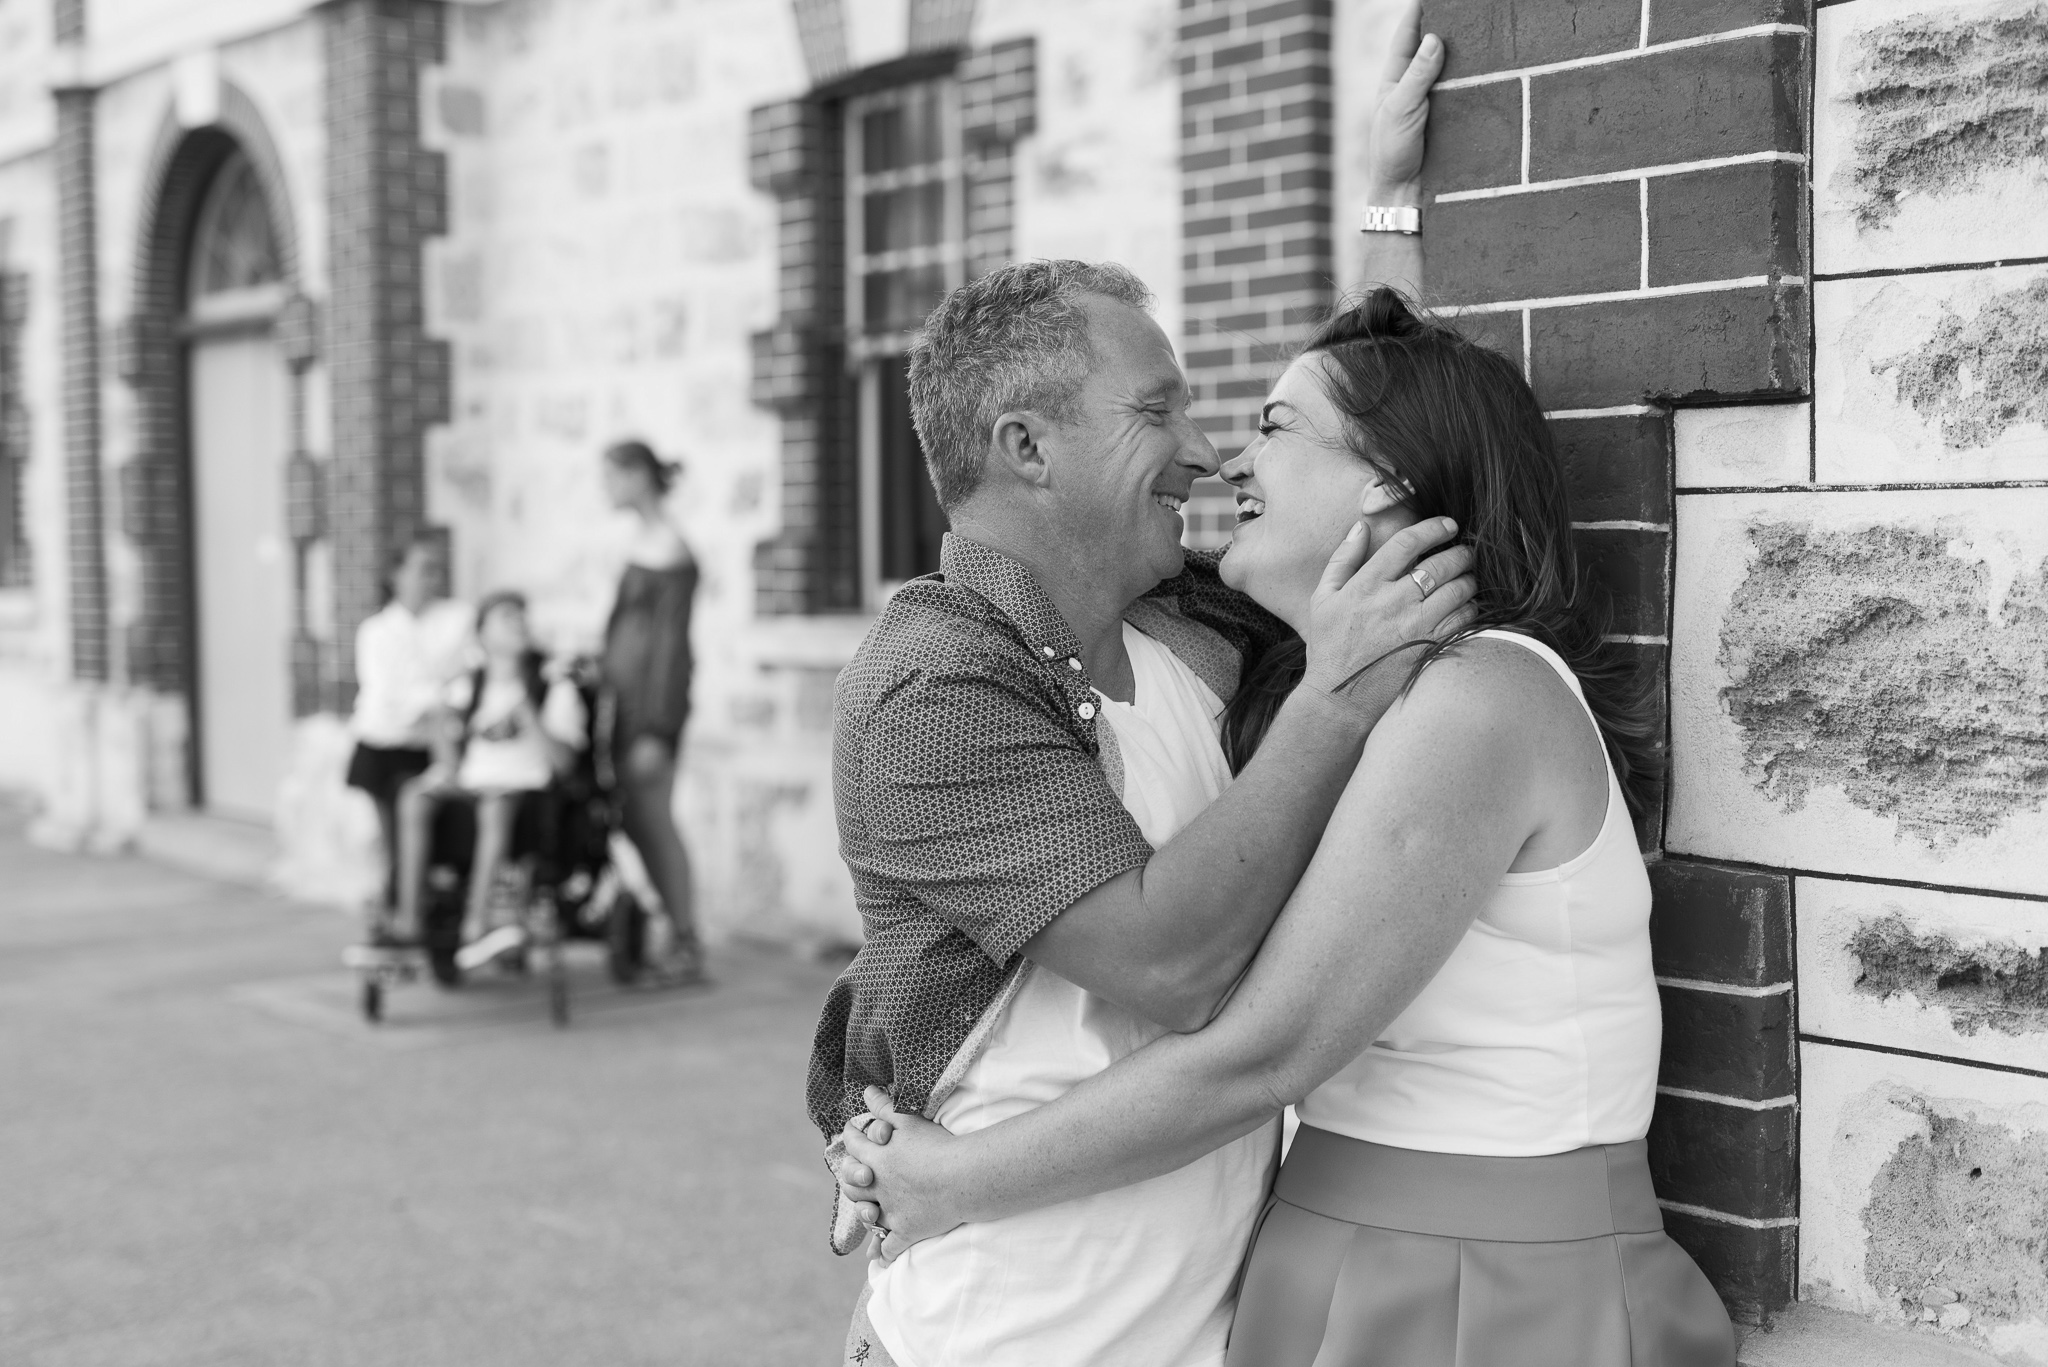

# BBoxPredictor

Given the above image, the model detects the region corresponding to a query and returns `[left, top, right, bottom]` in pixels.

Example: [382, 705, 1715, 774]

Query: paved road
[0, 818, 865, 1366]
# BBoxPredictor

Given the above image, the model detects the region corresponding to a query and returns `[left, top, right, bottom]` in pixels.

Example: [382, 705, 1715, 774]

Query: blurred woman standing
[346, 533, 471, 943]
[600, 439, 706, 986]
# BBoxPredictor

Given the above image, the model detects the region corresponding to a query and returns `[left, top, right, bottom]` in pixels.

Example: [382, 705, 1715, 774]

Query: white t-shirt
[865, 623, 1278, 1367]
[349, 600, 472, 747]
[446, 671, 587, 794]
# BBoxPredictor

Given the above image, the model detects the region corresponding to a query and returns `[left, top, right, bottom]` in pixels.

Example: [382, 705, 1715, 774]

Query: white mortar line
[1547, 404, 1663, 418]
[1639, 178, 1650, 290]
[1657, 975, 1794, 997]
[1658, 1085, 1799, 1111]
[1639, 0, 1652, 47]
[1435, 24, 1807, 89]
[1521, 308, 1532, 380]
[1434, 152, 1807, 203]
[1574, 519, 1668, 531]
[1603, 633, 1668, 645]
[1442, 275, 1801, 316]
[1659, 1200, 1800, 1230]
[1519, 75, 1531, 184]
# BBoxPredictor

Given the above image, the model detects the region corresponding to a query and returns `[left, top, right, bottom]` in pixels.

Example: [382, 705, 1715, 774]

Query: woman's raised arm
[838, 641, 1560, 1254]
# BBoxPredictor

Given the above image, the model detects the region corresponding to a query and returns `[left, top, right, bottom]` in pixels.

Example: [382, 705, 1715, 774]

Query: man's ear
[987, 410, 1053, 489]
[1357, 464, 1410, 517]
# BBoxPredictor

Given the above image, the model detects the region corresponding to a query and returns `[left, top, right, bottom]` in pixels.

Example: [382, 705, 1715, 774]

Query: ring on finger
[1410, 566, 1436, 596]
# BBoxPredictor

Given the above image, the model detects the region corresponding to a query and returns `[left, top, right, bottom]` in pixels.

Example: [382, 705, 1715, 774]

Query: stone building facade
[0, 0, 2039, 1357]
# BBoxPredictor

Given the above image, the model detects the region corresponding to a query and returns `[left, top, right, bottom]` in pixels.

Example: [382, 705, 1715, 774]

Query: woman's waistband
[1275, 1125, 1664, 1243]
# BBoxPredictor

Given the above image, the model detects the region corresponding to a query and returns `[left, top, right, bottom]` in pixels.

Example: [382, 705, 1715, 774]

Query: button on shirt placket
[1038, 640, 1100, 732]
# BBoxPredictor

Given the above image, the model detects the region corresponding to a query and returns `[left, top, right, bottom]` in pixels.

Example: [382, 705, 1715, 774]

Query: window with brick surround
[847, 79, 954, 600]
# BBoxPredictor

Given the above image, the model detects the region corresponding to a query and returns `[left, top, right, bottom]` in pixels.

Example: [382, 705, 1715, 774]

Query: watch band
[1359, 204, 1421, 235]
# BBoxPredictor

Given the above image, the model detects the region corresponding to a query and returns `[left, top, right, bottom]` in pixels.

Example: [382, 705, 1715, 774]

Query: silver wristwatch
[1359, 204, 1421, 235]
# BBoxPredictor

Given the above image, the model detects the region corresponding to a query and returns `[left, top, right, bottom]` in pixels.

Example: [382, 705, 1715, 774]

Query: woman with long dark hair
[600, 439, 705, 986]
[833, 291, 1734, 1366]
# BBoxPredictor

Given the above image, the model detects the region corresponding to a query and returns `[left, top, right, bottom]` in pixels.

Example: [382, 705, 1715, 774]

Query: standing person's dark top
[598, 438, 706, 986]
[605, 559, 698, 753]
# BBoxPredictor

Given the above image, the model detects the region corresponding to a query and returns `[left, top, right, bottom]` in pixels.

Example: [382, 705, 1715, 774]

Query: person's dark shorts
[345, 744, 432, 807]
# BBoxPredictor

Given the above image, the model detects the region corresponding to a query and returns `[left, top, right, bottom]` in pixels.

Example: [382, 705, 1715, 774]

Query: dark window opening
[875, 353, 946, 583]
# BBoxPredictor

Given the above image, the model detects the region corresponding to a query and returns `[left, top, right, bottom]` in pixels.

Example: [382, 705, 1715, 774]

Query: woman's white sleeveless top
[1295, 630, 1662, 1156]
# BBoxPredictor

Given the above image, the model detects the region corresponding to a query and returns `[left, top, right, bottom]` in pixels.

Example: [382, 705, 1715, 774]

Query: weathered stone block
[1814, 264, 2048, 485]
[1813, 0, 2048, 273]
[1674, 403, 1810, 489]
[1668, 490, 2048, 896]
[1797, 877, 2048, 1074]
[1800, 1043, 2048, 1362]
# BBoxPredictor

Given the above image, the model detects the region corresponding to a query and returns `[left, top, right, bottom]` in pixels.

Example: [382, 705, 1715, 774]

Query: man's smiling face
[1040, 296, 1219, 600]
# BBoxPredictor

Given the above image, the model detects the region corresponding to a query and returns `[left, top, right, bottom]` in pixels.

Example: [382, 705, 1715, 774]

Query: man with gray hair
[811, 259, 1474, 1367]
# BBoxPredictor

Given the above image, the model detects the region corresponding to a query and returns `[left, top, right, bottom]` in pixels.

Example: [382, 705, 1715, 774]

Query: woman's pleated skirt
[1226, 1126, 1735, 1367]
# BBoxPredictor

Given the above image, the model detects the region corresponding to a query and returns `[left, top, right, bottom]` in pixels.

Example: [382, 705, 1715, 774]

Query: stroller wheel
[361, 978, 384, 1024]
[607, 892, 646, 985]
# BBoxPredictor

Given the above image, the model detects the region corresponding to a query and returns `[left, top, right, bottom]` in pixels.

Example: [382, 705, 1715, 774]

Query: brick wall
[54, 83, 105, 682]
[0, 260, 28, 589]
[1419, 0, 1812, 1320]
[324, 0, 450, 705]
[1177, 0, 1336, 548]
[748, 95, 854, 616]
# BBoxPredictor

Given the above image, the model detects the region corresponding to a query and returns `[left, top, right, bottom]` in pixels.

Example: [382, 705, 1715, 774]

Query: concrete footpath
[0, 816, 865, 1366]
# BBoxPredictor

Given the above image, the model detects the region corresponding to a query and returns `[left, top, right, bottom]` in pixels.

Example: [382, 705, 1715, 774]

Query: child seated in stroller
[391, 589, 588, 968]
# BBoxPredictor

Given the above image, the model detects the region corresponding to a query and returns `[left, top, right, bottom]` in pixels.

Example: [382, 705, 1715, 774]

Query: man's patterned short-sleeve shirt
[806, 533, 1289, 1144]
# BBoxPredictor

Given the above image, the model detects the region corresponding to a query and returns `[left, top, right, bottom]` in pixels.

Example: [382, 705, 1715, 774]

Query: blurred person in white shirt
[345, 534, 471, 943]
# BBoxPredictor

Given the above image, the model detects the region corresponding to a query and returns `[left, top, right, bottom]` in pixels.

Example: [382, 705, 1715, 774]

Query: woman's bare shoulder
[1386, 633, 1579, 732]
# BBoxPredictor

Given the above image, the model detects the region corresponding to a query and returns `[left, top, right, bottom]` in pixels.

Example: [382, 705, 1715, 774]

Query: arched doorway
[181, 149, 293, 821]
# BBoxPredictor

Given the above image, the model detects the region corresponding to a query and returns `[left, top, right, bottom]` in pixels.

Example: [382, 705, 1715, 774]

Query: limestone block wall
[1669, 0, 2048, 1353]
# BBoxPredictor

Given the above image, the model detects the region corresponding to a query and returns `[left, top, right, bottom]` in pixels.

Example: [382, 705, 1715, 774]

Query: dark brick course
[1662, 1211, 1798, 1324]
[1529, 34, 1806, 180]
[1573, 525, 1667, 637]
[1648, 160, 1804, 286]
[1528, 284, 1809, 409]
[1649, 1091, 1798, 1222]
[1425, 0, 1641, 80]
[325, 0, 451, 708]
[1179, 0, 1335, 461]
[1649, 860, 1795, 987]
[1649, 0, 1810, 44]
[1555, 414, 1672, 523]
[1426, 181, 1640, 305]
[1658, 986, 1797, 1102]
[1419, 80, 1521, 194]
